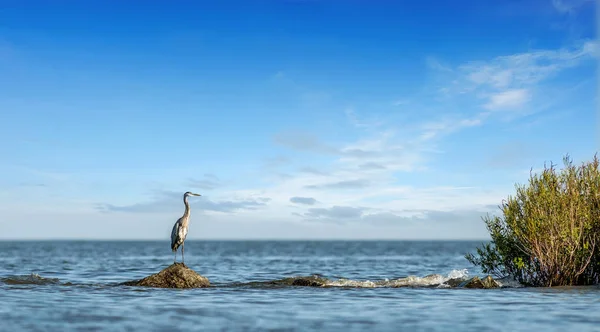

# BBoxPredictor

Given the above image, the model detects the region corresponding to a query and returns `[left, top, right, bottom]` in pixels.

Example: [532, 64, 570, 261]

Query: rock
[481, 275, 500, 288]
[270, 275, 328, 287]
[460, 276, 484, 288]
[122, 263, 210, 288]
[291, 277, 326, 287]
[444, 278, 464, 288]
[421, 274, 445, 287]
[459, 275, 500, 289]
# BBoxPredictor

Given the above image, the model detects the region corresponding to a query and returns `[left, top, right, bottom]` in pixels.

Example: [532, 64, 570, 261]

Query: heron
[170, 191, 202, 265]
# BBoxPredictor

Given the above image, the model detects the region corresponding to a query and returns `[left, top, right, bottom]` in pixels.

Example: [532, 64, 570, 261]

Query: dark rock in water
[291, 277, 326, 287]
[271, 275, 328, 287]
[122, 263, 210, 288]
[459, 275, 499, 289]
[1, 274, 60, 286]
[444, 278, 464, 288]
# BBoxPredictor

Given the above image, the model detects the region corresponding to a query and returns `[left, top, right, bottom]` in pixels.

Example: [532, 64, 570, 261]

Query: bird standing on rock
[171, 191, 202, 265]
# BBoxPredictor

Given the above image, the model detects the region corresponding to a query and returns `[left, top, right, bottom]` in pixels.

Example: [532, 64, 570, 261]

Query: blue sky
[0, 0, 597, 239]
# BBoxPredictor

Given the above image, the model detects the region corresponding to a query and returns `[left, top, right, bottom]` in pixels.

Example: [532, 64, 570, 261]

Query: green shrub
[465, 154, 600, 287]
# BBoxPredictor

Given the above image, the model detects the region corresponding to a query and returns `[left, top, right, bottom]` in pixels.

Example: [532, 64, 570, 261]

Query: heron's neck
[183, 195, 191, 220]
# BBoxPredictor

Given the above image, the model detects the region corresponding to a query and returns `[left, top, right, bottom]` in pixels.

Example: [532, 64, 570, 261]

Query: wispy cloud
[295, 204, 497, 227]
[273, 129, 423, 172]
[98, 190, 271, 214]
[245, 115, 507, 227]
[303, 205, 365, 220]
[551, 0, 593, 14]
[358, 162, 387, 170]
[438, 39, 597, 120]
[418, 116, 483, 141]
[483, 89, 531, 110]
[458, 40, 596, 89]
[289, 196, 317, 205]
[305, 179, 371, 190]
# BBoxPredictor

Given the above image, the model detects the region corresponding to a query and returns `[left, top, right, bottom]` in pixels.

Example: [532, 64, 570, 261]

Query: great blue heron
[170, 191, 202, 264]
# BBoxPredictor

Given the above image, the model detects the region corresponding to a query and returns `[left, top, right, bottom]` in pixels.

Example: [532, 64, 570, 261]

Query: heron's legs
[182, 242, 185, 265]
[174, 250, 177, 264]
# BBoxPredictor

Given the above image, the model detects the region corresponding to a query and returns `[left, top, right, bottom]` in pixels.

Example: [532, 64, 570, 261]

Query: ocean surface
[1, 240, 599, 331]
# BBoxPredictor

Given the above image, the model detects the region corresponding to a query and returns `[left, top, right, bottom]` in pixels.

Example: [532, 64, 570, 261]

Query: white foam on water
[323, 269, 472, 288]
[447, 269, 469, 280]
[326, 279, 379, 288]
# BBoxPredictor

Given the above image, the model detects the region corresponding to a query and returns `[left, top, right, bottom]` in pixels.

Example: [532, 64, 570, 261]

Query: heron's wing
[170, 220, 181, 251]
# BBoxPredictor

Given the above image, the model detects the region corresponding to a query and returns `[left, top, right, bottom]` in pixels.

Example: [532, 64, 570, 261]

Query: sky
[0, 0, 597, 240]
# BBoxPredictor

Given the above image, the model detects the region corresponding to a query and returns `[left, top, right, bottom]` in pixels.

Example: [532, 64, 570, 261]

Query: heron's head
[184, 191, 202, 197]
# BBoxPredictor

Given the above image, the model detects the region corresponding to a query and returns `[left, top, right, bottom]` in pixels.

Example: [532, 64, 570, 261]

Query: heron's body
[170, 192, 201, 264]
[170, 217, 189, 252]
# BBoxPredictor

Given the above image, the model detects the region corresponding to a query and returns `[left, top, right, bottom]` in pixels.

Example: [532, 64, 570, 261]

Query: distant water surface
[1, 240, 599, 331]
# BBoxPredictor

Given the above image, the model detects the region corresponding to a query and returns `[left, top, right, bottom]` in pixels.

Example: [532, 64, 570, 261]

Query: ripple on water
[2, 240, 600, 331]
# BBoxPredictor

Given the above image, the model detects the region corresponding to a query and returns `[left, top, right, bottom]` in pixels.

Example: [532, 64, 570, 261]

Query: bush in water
[466, 154, 600, 287]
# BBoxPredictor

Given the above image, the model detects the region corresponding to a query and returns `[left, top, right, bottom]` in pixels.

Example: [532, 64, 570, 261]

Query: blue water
[1, 240, 599, 331]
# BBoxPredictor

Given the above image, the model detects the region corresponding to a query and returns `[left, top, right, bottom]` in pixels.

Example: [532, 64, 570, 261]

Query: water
[1, 240, 599, 331]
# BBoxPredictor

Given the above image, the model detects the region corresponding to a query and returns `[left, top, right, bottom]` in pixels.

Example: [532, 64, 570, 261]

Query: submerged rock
[122, 263, 210, 288]
[444, 278, 465, 288]
[270, 275, 328, 287]
[291, 277, 327, 287]
[459, 275, 500, 289]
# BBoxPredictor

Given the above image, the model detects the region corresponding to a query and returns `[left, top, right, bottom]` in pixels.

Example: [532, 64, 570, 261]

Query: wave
[225, 269, 519, 289]
[261, 269, 473, 288]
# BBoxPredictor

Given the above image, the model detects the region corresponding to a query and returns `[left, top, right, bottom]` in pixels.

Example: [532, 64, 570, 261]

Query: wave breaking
[228, 269, 516, 289]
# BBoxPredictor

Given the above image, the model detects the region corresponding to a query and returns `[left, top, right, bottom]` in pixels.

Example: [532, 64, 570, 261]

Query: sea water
[1, 240, 599, 331]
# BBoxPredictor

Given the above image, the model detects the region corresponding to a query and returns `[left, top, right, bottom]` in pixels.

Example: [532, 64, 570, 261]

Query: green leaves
[513, 257, 525, 270]
[465, 153, 600, 287]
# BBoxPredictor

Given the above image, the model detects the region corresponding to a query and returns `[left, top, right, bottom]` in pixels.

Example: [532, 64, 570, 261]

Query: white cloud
[417, 114, 485, 141]
[551, 0, 593, 14]
[483, 89, 531, 110]
[460, 40, 596, 89]
[290, 196, 317, 205]
[199, 119, 504, 233]
[438, 39, 597, 117]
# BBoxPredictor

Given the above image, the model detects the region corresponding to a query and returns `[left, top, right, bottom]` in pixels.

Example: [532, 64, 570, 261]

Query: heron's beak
[191, 193, 201, 196]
